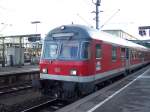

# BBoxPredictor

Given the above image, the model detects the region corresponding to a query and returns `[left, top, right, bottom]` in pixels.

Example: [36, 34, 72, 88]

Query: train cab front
[39, 25, 95, 98]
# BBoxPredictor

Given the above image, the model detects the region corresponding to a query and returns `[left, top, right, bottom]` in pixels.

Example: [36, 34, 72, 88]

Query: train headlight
[70, 69, 77, 76]
[42, 68, 48, 74]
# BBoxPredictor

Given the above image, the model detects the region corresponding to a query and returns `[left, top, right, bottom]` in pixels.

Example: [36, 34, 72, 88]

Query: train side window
[121, 48, 125, 58]
[132, 50, 135, 59]
[126, 48, 129, 59]
[112, 46, 117, 60]
[81, 42, 90, 59]
[139, 52, 143, 59]
[96, 44, 102, 59]
[121, 48, 125, 61]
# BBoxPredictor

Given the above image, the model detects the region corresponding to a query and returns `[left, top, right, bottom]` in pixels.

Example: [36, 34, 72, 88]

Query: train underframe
[33, 70, 127, 99]
[37, 79, 95, 99]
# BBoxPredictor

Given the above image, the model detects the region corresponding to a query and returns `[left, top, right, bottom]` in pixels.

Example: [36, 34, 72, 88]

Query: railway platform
[0, 65, 39, 76]
[56, 65, 150, 112]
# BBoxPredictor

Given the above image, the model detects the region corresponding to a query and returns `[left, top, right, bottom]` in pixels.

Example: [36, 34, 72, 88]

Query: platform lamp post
[31, 21, 41, 34]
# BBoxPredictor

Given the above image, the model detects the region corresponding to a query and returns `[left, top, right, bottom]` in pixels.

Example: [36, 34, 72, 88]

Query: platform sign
[138, 26, 150, 36]
[28, 35, 41, 42]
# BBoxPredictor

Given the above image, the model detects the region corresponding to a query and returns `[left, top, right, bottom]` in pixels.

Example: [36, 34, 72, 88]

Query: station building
[0, 34, 42, 67]
[102, 29, 138, 40]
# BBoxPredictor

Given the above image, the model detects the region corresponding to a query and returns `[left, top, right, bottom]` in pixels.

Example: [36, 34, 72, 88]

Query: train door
[121, 48, 126, 67]
[95, 42, 102, 74]
[125, 48, 130, 70]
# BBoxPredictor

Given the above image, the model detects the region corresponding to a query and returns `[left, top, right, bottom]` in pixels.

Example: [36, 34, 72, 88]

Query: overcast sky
[0, 0, 150, 39]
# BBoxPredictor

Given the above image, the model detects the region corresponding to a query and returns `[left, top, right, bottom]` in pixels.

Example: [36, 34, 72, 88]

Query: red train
[39, 25, 150, 98]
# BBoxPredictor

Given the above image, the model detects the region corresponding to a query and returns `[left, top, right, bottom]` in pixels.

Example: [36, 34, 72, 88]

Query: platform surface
[56, 66, 150, 112]
[0, 65, 39, 76]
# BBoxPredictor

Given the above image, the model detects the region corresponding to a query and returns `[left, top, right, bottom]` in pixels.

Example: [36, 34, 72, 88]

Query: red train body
[39, 25, 150, 98]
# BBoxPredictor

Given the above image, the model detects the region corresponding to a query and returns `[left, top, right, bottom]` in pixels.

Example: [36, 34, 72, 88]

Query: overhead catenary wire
[76, 13, 93, 28]
[100, 9, 120, 29]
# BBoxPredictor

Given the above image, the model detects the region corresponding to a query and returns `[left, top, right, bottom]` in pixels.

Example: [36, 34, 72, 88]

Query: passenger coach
[39, 25, 150, 98]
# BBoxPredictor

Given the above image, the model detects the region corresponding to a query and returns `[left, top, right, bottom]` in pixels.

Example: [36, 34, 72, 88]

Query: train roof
[47, 24, 150, 51]
[89, 28, 149, 51]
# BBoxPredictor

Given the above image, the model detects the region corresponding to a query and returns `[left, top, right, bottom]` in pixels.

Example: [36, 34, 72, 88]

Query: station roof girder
[0, 34, 41, 38]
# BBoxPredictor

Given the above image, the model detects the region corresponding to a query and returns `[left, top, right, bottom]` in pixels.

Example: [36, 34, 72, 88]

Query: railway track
[0, 83, 32, 95]
[21, 99, 57, 112]
[21, 99, 70, 112]
[0, 96, 70, 112]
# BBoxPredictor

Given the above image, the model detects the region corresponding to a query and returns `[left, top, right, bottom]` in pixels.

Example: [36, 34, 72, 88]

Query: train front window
[59, 42, 79, 60]
[81, 42, 90, 59]
[43, 43, 58, 59]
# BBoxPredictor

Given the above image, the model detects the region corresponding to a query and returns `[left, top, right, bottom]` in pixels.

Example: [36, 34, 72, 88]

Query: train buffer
[56, 65, 150, 112]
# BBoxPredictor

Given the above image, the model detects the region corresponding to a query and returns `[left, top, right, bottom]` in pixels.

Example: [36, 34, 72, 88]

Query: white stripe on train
[40, 62, 148, 83]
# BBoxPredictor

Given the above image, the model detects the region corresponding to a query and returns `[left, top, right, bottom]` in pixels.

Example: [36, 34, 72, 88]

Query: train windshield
[42, 41, 79, 60]
[42, 42, 59, 59]
[59, 41, 79, 60]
